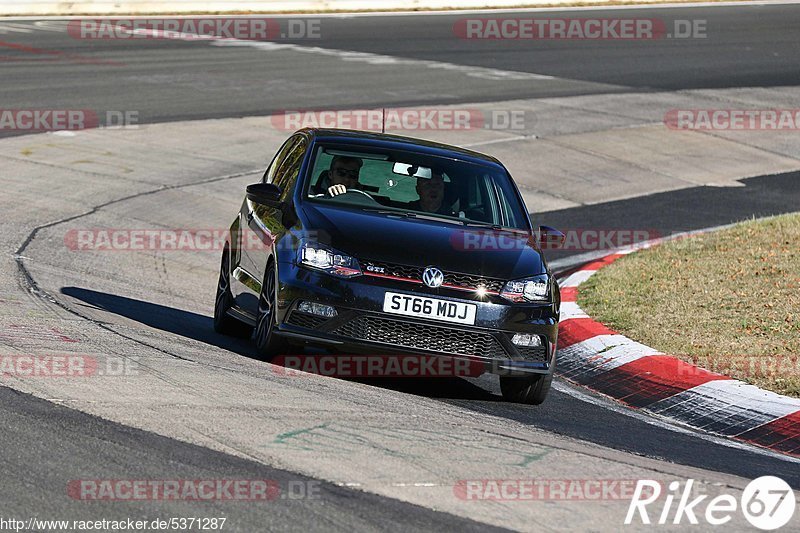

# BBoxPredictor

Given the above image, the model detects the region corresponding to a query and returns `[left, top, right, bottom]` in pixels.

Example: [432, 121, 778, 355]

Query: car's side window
[263, 136, 300, 184]
[480, 174, 502, 224]
[494, 181, 520, 228]
[273, 137, 309, 200]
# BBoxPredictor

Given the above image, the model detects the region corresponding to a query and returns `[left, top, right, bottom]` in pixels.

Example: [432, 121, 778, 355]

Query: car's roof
[300, 128, 505, 168]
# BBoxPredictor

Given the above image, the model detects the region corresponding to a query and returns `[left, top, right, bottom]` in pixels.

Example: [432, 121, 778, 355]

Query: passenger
[409, 169, 455, 216]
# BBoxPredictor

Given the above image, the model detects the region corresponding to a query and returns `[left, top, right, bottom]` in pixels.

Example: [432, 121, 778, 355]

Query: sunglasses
[333, 167, 359, 179]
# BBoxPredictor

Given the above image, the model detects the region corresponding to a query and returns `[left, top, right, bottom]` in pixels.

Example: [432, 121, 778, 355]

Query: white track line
[210, 38, 555, 81]
[122, 27, 556, 81]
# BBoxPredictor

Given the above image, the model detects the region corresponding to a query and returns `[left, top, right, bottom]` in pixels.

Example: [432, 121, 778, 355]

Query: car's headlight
[500, 274, 549, 303]
[299, 242, 361, 278]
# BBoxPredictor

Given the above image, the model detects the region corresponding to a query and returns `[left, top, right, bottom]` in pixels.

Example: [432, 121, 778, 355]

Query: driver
[409, 168, 456, 216]
[326, 156, 363, 197]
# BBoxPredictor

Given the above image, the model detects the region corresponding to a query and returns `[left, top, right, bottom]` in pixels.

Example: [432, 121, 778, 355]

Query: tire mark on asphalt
[268, 423, 554, 466]
[13, 168, 262, 376]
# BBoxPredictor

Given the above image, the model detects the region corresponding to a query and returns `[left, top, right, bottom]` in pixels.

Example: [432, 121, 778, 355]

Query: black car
[214, 129, 564, 404]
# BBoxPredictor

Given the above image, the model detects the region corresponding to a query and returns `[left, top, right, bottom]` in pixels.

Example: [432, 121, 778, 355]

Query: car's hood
[301, 202, 545, 280]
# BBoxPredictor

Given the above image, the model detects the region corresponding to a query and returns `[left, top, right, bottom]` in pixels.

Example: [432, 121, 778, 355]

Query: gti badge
[422, 267, 444, 288]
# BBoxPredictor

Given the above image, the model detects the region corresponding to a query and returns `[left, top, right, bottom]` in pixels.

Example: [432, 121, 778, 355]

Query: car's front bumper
[274, 261, 559, 376]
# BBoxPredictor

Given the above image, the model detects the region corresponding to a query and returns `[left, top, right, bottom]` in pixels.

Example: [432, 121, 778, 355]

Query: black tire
[499, 373, 553, 405]
[254, 261, 287, 360]
[213, 249, 253, 338]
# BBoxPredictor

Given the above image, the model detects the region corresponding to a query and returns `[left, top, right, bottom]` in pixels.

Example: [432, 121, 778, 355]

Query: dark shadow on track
[349, 376, 497, 401]
[60, 286, 258, 356]
[59, 286, 496, 401]
[536, 171, 800, 263]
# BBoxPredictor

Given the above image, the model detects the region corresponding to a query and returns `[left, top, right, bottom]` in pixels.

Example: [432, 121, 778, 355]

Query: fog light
[511, 333, 543, 347]
[298, 301, 337, 318]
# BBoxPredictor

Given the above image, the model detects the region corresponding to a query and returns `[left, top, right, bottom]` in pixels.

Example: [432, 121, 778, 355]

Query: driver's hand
[327, 184, 347, 197]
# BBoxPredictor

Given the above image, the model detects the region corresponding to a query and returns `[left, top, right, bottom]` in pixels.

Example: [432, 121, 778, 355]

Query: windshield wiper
[462, 221, 504, 229]
[363, 209, 467, 226]
[362, 208, 417, 217]
[364, 208, 519, 230]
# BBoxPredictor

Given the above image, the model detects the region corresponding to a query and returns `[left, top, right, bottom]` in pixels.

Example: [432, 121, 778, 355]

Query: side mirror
[538, 225, 565, 249]
[246, 183, 282, 206]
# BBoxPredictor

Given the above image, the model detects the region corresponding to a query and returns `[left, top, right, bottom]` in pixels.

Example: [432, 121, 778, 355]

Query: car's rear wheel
[499, 373, 553, 405]
[214, 249, 253, 338]
[255, 262, 287, 360]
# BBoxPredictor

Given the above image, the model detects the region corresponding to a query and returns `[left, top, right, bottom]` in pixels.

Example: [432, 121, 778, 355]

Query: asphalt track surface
[0, 387, 507, 532]
[2, 4, 800, 531]
[1, 4, 800, 129]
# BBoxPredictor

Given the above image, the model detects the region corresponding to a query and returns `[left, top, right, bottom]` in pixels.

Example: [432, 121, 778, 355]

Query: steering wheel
[342, 189, 375, 200]
[329, 188, 380, 206]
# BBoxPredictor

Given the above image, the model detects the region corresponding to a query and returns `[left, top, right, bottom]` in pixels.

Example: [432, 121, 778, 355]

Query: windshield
[304, 143, 530, 230]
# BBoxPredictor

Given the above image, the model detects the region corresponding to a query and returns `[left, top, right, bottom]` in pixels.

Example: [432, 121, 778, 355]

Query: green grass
[578, 213, 800, 397]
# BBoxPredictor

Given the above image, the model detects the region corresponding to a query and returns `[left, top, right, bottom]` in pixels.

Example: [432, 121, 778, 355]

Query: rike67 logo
[626, 477, 796, 530]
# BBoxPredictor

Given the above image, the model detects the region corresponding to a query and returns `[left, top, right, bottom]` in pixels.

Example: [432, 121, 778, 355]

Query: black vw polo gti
[214, 129, 563, 404]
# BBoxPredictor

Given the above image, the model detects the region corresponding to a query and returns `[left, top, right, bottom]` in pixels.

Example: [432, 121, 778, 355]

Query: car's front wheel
[214, 249, 253, 338]
[499, 373, 553, 405]
[255, 261, 287, 359]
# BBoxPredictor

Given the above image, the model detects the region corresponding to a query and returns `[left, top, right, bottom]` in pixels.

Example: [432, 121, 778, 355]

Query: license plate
[382, 292, 477, 325]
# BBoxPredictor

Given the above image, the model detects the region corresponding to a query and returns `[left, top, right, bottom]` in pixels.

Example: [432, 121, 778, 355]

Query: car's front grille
[363, 261, 422, 281]
[332, 315, 508, 359]
[361, 260, 505, 293]
[443, 272, 505, 293]
[285, 312, 329, 330]
[515, 345, 548, 362]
